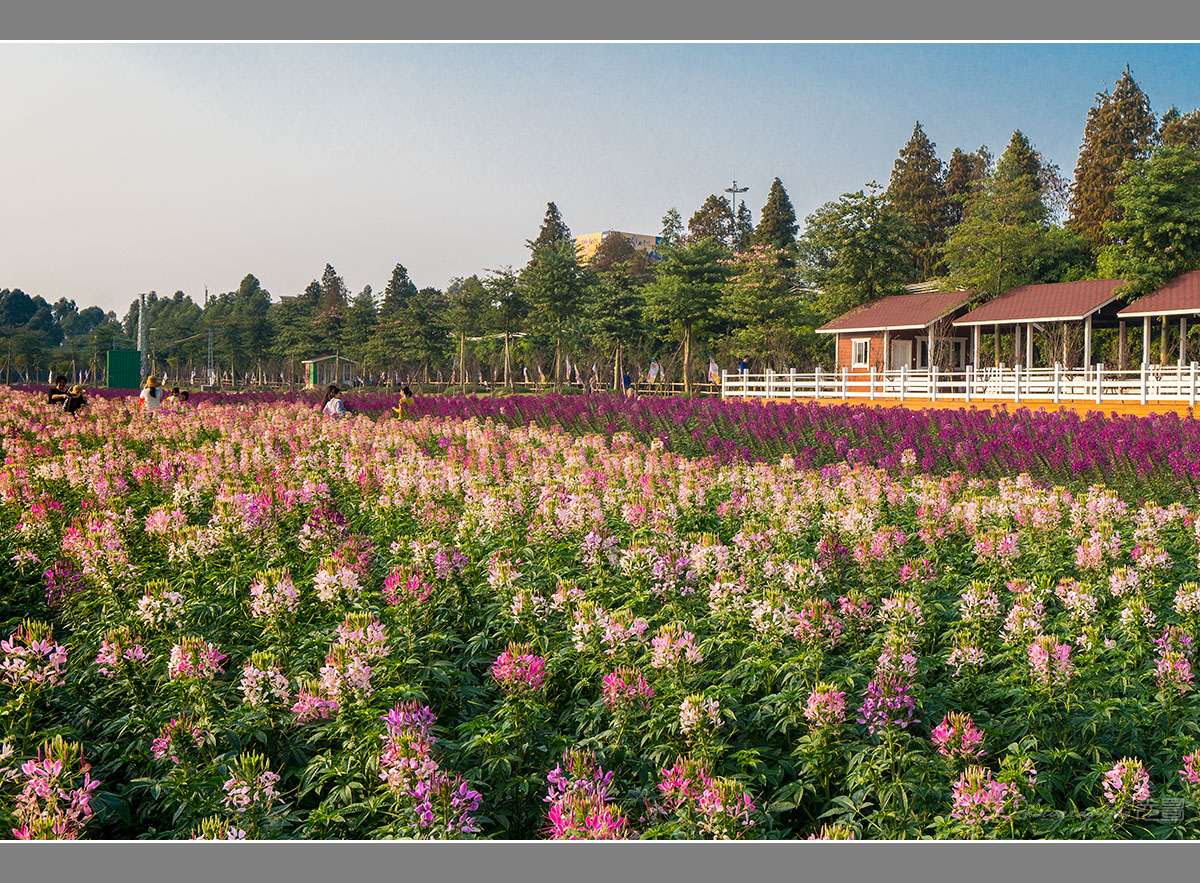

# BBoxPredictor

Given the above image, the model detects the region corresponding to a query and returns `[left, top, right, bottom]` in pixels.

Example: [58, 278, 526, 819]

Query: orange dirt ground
[760, 396, 1200, 419]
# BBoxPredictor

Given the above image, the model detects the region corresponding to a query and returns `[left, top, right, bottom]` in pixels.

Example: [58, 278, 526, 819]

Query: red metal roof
[1117, 271, 1200, 318]
[816, 290, 972, 334]
[953, 279, 1125, 326]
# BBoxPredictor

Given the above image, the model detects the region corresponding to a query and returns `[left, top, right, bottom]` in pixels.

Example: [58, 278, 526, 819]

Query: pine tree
[1068, 66, 1157, 250]
[994, 131, 1048, 226]
[753, 177, 798, 250]
[1160, 106, 1200, 149]
[659, 207, 684, 248]
[532, 202, 572, 250]
[379, 264, 418, 320]
[687, 194, 733, 247]
[733, 202, 756, 253]
[945, 146, 992, 227]
[886, 122, 949, 280]
[994, 131, 1042, 187]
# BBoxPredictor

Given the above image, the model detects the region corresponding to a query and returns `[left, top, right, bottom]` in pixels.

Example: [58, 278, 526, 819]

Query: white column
[789, 368, 796, 400]
[1084, 314, 1093, 376]
[931, 365, 939, 402]
[882, 329, 891, 372]
[1095, 363, 1104, 405]
[966, 365, 973, 403]
[900, 365, 908, 400]
[1014, 364, 1022, 404]
[721, 369, 728, 399]
[1026, 321, 1033, 369]
[1144, 316, 1152, 367]
[972, 325, 981, 369]
[1013, 324, 1021, 365]
[1054, 362, 1061, 404]
[1181, 317, 1188, 367]
[1191, 361, 1197, 408]
[870, 366, 877, 401]
[841, 366, 848, 400]
[814, 366, 822, 399]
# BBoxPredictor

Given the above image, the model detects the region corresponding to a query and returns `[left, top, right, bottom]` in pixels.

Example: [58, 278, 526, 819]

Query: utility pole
[137, 293, 148, 379]
[207, 328, 214, 389]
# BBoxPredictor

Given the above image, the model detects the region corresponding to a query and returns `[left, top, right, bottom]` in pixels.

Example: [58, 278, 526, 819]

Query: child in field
[139, 376, 164, 412]
[321, 384, 348, 418]
[394, 386, 415, 419]
[63, 385, 88, 416]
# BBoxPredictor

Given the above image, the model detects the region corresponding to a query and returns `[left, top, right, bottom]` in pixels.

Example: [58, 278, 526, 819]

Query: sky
[5, 42, 1200, 317]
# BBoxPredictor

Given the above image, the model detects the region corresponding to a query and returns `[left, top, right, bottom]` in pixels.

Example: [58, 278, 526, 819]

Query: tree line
[5, 65, 1200, 388]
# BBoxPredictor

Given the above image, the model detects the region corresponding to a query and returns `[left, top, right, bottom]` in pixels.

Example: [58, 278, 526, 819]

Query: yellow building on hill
[573, 230, 661, 264]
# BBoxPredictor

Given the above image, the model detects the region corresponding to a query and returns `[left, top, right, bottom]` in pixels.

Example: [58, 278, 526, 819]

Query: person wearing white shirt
[140, 376, 165, 412]
[320, 384, 348, 418]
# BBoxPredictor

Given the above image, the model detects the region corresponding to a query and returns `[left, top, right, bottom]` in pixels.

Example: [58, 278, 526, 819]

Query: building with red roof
[816, 288, 973, 372]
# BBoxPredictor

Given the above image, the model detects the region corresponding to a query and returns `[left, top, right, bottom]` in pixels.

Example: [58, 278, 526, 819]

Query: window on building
[852, 339, 870, 367]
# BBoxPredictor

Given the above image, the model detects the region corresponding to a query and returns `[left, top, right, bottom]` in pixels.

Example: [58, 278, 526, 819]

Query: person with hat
[320, 384, 348, 418]
[140, 375, 165, 412]
[63, 385, 88, 417]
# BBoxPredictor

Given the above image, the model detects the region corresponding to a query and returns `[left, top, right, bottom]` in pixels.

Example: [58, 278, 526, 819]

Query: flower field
[5, 387, 1200, 839]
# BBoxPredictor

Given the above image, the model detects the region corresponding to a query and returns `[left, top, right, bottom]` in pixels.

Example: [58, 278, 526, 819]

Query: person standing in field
[48, 375, 69, 406]
[393, 386, 415, 420]
[320, 384, 348, 418]
[140, 376, 165, 412]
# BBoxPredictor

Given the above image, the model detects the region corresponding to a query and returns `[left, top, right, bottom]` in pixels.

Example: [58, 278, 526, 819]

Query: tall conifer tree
[1068, 66, 1157, 250]
[886, 122, 949, 280]
[753, 177, 798, 250]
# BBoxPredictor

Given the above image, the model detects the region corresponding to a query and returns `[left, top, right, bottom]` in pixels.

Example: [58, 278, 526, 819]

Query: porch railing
[721, 363, 1200, 407]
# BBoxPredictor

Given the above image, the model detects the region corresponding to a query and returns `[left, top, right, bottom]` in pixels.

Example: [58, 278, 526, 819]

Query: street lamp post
[725, 179, 749, 248]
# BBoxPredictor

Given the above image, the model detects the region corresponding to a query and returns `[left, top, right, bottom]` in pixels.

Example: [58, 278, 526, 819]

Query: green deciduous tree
[1068, 66, 1157, 250]
[643, 238, 730, 393]
[446, 275, 488, 393]
[797, 185, 915, 323]
[718, 244, 802, 368]
[519, 240, 586, 389]
[1098, 147, 1200, 297]
[587, 261, 645, 390]
[484, 266, 527, 388]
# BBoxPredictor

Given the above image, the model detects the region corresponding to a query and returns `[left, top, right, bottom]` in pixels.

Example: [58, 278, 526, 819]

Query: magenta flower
[490, 642, 547, 694]
[602, 667, 654, 713]
[930, 712, 986, 761]
[856, 674, 920, 736]
[1102, 757, 1151, 816]
[951, 766, 1022, 826]
[1, 619, 68, 689]
[1027, 635, 1073, 687]
[803, 684, 847, 730]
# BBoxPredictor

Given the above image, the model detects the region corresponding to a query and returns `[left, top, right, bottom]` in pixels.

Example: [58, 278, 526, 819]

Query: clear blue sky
[4, 43, 1200, 316]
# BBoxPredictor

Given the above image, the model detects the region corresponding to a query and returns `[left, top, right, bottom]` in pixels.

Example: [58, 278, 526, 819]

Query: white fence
[722, 363, 1200, 407]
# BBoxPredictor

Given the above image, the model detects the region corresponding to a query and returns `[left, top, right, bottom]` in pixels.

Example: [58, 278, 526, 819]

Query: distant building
[573, 230, 661, 264]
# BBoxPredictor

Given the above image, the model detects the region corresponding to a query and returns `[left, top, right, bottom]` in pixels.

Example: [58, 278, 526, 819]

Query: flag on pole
[523, 364, 529, 383]
[538, 365, 545, 382]
[564, 355, 572, 381]
[708, 356, 720, 384]
[647, 359, 660, 383]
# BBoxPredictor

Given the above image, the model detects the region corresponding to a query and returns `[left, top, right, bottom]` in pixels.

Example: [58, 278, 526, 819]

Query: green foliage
[1069, 66, 1158, 250]
[687, 195, 733, 249]
[753, 177, 798, 252]
[531, 202, 572, 251]
[718, 244, 802, 368]
[886, 122, 949, 279]
[644, 239, 730, 390]
[796, 185, 914, 323]
[1099, 146, 1200, 297]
